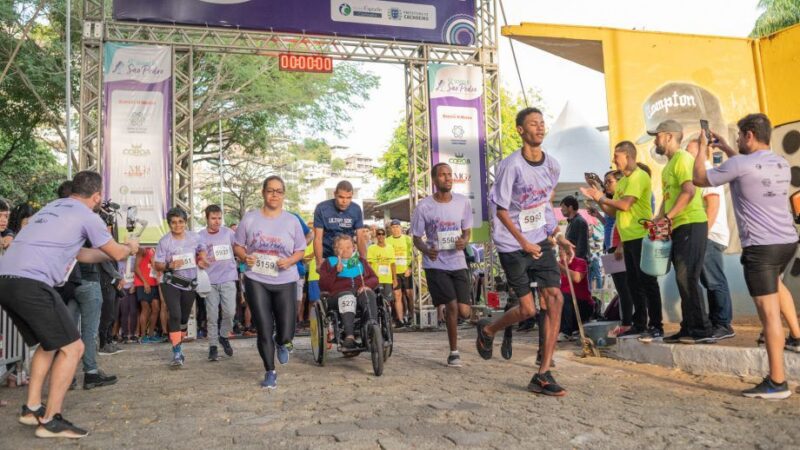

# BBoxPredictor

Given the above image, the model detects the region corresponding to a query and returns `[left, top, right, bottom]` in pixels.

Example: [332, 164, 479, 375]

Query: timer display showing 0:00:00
[279, 54, 333, 73]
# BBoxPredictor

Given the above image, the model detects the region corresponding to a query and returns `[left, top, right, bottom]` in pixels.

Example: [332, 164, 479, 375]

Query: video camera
[98, 200, 148, 239]
[98, 200, 120, 227]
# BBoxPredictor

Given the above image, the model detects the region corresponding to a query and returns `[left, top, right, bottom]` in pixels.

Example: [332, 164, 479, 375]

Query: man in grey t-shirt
[693, 113, 799, 400]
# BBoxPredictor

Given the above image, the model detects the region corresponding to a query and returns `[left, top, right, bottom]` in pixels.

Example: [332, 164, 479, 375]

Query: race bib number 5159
[253, 254, 279, 277]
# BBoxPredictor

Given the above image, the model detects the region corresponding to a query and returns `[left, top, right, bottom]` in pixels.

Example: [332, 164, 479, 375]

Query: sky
[323, 0, 762, 160]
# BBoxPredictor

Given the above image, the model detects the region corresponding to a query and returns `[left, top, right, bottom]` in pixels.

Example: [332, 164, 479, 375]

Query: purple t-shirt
[490, 150, 560, 253]
[410, 193, 473, 270]
[199, 227, 238, 285]
[154, 230, 205, 289]
[706, 150, 797, 247]
[0, 198, 113, 287]
[234, 209, 306, 285]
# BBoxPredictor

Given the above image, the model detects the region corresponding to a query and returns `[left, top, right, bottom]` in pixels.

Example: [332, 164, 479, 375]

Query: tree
[374, 87, 541, 201]
[330, 157, 346, 174]
[0, 135, 65, 208]
[751, 0, 800, 37]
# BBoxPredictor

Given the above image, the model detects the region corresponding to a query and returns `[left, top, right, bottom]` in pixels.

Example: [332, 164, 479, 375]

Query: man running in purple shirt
[0, 171, 139, 438]
[410, 163, 473, 367]
[475, 107, 575, 396]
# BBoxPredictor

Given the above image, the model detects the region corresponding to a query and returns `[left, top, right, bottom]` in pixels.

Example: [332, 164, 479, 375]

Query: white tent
[543, 101, 611, 202]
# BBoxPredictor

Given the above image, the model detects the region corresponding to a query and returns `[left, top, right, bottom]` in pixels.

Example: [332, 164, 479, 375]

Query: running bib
[378, 265, 390, 276]
[396, 257, 407, 267]
[62, 258, 78, 285]
[519, 204, 546, 232]
[253, 254, 279, 277]
[173, 252, 196, 269]
[338, 294, 357, 314]
[213, 245, 233, 261]
[437, 230, 461, 251]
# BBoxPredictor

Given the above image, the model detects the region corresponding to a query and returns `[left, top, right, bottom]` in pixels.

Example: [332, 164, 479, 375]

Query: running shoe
[663, 330, 690, 344]
[171, 351, 185, 368]
[742, 377, 791, 399]
[35, 414, 89, 439]
[208, 346, 220, 362]
[475, 318, 494, 360]
[638, 327, 664, 343]
[556, 332, 570, 342]
[261, 371, 277, 390]
[501, 332, 513, 360]
[98, 343, 123, 355]
[19, 403, 46, 426]
[342, 337, 357, 350]
[785, 335, 800, 353]
[83, 370, 118, 390]
[679, 335, 717, 345]
[276, 340, 291, 365]
[618, 326, 646, 339]
[219, 336, 234, 357]
[447, 352, 462, 367]
[711, 325, 736, 341]
[527, 371, 566, 397]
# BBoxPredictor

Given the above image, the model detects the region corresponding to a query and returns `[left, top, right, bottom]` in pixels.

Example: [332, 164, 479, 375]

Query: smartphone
[712, 151, 723, 166]
[700, 119, 712, 142]
[584, 172, 604, 191]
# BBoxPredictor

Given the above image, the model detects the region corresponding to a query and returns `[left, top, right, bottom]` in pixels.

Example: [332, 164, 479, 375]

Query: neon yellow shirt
[614, 168, 651, 242]
[662, 150, 707, 229]
[305, 244, 319, 282]
[367, 244, 395, 284]
[386, 235, 413, 273]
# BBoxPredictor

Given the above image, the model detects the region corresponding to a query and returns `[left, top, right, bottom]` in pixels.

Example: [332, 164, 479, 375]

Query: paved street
[2, 328, 799, 449]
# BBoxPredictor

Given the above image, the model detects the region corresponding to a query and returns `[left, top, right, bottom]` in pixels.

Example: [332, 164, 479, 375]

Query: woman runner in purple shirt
[234, 176, 306, 390]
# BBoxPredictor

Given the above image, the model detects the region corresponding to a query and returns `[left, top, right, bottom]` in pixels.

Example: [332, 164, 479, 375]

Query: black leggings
[161, 283, 195, 333]
[327, 289, 378, 338]
[244, 277, 296, 372]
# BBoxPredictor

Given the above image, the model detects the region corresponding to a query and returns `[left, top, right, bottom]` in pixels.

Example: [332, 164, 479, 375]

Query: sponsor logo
[434, 78, 479, 96]
[389, 8, 401, 20]
[339, 3, 352, 16]
[645, 91, 698, 120]
[448, 153, 471, 165]
[452, 125, 465, 139]
[122, 144, 151, 157]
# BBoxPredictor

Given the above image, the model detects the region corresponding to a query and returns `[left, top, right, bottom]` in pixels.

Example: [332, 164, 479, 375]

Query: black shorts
[498, 241, 560, 298]
[395, 273, 414, 291]
[741, 243, 798, 297]
[0, 276, 81, 351]
[136, 285, 158, 303]
[424, 269, 471, 306]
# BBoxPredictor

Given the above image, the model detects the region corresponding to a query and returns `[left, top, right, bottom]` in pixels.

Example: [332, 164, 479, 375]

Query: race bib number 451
[338, 294, 357, 314]
[519, 204, 546, 233]
[253, 254, 279, 277]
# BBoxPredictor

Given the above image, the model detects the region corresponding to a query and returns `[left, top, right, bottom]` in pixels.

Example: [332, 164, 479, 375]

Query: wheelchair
[309, 288, 394, 376]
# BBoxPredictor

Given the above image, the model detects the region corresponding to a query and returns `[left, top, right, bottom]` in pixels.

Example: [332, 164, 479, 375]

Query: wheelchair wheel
[309, 301, 326, 366]
[381, 302, 394, 361]
[368, 323, 384, 376]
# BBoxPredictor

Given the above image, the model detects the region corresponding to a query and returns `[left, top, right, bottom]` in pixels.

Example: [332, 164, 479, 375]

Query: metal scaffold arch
[78, 0, 502, 316]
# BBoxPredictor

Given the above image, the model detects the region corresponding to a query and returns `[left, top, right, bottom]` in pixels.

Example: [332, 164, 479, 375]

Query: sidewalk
[609, 324, 800, 382]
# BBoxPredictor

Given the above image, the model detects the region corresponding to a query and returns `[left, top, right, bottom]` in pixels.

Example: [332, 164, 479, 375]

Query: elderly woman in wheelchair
[318, 234, 380, 350]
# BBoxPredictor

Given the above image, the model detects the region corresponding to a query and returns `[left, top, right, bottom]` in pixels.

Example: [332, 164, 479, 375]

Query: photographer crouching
[0, 171, 139, 439]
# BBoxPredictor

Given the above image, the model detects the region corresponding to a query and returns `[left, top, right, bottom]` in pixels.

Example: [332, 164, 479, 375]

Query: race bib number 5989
[519, 205, 546, 232]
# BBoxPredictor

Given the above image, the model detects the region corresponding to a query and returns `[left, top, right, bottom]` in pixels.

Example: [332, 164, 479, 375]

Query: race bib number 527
[338, 294, 357, 314]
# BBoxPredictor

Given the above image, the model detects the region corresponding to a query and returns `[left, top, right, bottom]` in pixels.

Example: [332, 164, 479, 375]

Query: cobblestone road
[2, 328, 799, 449]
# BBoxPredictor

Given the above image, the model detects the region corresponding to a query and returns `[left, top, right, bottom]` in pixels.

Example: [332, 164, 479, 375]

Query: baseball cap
[635, 82, 726, 145]
[390, 219, 401, 226]
[646, 119, 683, 136]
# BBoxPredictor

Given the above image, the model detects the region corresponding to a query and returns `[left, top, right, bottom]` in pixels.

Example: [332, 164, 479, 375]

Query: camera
[98, 200, 120, 227]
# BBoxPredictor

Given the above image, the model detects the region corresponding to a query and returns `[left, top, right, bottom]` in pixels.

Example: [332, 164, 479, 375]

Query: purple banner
[113, 0, 476, 46]
[103, 43, 172, 244]
[428, 64, 489, 242]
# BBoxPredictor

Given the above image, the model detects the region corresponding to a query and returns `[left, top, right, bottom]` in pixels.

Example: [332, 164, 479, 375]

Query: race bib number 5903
[519, 205, 546, 232]
[213, 245, 233, 261]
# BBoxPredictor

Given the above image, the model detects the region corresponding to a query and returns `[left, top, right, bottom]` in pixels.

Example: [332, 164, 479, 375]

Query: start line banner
[428, 64, 489, 242]
[103, 43, 171, 244]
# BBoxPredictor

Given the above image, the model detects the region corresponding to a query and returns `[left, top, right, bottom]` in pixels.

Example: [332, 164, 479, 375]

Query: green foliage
[330, 157, 346, 173]
[501, 87, 546, 157]
[0, 136, 65, 208]
[289, 138, 332, 164]
[751, 0, 800, 37]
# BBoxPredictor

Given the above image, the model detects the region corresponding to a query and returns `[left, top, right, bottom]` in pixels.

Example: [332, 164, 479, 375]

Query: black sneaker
[679, 335, 717, 345]
[83, 370, 118, 390]
[711, 325, 736, 341]
[208, 346, 220, 362]
[618, 326, 645, 339]
[742, 377, 792, 399]
[394, 320, 405, 329]
[219, 336, 234, 357]
[785, 335, 800, 353]
[663, 330, 689, 344]
[97, 343, 123, 356]
[527, 371, 566, 397]
[19, 404, 46, 426]
[475, 318, 494, 360]
[501, 330, 512, 360]
[447, 352, 463, 367]
[35, 414, 89, 439]
[638, 327, 664, 343]
[343, 337, 357, 349]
